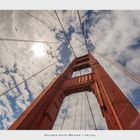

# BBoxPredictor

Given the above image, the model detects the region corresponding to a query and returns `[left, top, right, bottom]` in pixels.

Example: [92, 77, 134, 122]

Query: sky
[53, 91, 108, 130]
[0, 10, 140, 129]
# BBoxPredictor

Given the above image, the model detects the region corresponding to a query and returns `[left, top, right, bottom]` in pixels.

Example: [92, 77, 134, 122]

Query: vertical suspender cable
[79, 71, 97, 129]
[73, 94, 79, 129]
[0, 61, 58, 98]
[80, 91, 83, 129]
[85, 92, 87, 129]
[60, 97, 71, 129]
[85, 91, 97, 130]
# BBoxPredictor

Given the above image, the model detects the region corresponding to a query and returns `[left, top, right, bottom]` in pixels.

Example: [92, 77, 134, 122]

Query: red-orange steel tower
[9, 53, 140, 130]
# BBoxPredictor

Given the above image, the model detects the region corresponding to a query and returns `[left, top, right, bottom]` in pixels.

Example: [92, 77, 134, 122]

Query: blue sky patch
[129, 38, 140, 50]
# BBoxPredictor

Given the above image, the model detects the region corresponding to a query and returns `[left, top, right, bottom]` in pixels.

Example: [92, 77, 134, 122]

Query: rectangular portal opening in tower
[52, 91, 108, 130]
[72, 67, 92, 78]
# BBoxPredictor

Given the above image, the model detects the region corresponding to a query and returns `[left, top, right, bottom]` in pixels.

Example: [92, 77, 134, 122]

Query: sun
[32, 43, 46, 57]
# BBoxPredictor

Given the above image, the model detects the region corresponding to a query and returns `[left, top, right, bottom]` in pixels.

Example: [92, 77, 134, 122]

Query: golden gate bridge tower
[9, 52, 140, 130]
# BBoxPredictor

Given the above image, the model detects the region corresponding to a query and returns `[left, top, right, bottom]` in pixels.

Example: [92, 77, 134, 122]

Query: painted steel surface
[9, 53, 140, 130]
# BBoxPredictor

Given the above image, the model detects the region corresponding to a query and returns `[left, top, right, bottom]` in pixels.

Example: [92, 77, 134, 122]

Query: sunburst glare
[32, 43, 46, 57]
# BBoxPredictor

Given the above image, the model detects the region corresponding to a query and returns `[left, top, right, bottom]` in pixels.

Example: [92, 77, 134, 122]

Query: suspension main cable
[0, 37, 59, 44]
[77, 10, 89, 53]
[19, 10, 61, 50]
[95, 51, 140, 85]
[0, 61, 58, 98]
[54, 10, 77, 58]
[20, 10, 54, 30]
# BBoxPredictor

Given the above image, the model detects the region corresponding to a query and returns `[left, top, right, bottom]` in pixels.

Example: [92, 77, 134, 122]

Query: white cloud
[53, 92, 107, 130]
[86, 11, 140, 112]
[0, 10, 140, 130]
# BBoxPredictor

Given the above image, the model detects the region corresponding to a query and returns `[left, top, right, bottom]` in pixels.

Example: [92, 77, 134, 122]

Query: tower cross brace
[9, 53, 140, 130]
